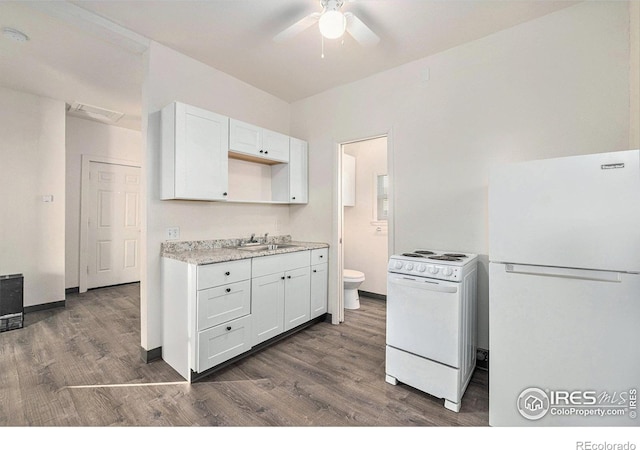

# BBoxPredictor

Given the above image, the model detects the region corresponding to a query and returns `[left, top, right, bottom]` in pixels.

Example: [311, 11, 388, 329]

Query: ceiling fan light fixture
[319, 10, 346, 40]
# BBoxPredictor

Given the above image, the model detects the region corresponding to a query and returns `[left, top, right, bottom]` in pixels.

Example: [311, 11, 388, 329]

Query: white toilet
[343, 269, 365, 310]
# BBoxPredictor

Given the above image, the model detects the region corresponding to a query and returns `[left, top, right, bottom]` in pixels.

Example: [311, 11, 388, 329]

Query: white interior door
[86, 161, 141, 289]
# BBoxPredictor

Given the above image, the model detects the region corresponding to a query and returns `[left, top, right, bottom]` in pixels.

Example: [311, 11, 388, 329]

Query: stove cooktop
[398, 250, 476, 265]
[389, 249, 478, 281]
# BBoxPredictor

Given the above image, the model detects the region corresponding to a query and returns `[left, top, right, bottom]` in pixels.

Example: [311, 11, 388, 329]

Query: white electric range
[385, 249, 478, 412]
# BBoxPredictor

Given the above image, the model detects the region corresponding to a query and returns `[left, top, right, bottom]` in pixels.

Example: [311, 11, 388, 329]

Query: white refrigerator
[488, 149, 640, 426]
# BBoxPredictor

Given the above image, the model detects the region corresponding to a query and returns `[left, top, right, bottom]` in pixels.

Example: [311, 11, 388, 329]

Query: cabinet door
[197, 315, 251, 373]
[289, 138, 308, 203]
[251, 272, 285, 346]
[310, 263, 328, 318]
[229, 119, 261, 156]
[162, 102, 229, 200]
[197, 280, 251, 331]
[262, 129, 289, 163]
[284, 266, 311, 331]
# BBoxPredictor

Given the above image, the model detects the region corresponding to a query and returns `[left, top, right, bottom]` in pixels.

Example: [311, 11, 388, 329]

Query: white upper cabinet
[289, 138, 308, 204]
[161, 102, 229, 201]
[271, 137, 308, 204]
[161, 102, 307, 204]
[229, 118, 289, 163]
[342, 153, 356, 207]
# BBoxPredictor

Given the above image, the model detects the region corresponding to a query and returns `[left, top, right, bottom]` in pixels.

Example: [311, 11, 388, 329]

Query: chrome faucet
[248, 233, 258, 243]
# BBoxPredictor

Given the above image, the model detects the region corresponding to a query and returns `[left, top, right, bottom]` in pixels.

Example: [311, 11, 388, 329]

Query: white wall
[65, 116, 142, 289]
[290, 1, 635, 349]
[631, 0, 640, 148]
[141, 42, 293, 350]
[343, 137, 388, 296]
[0, 87, 66, 307]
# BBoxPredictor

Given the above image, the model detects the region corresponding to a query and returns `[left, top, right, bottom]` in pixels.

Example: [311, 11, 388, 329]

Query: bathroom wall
[343, 137, 388, 296]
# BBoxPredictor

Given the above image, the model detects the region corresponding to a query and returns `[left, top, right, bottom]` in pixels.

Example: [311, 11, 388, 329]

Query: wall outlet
[166, 227, 180, 240]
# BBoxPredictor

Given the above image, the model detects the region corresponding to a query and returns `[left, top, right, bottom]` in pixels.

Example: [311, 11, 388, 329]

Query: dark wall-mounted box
[0, 273, 24, 332]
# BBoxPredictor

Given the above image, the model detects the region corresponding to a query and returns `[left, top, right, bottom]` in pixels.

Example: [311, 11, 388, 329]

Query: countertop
[161, 235, 328, 265]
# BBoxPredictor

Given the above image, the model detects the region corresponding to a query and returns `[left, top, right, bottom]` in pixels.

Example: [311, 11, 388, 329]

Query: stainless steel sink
[237, 243, 298, 252]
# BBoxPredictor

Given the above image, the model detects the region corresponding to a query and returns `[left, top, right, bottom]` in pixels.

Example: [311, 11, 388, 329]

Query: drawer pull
[281, 276, 285, 280]
[226, 326, 232, 331]
[319, 255, 324, 258]
[287, 275, 291, 279]
[225, 271, 230, 276]
[313, 269, 317, 273]
[226, 288, 231, 293]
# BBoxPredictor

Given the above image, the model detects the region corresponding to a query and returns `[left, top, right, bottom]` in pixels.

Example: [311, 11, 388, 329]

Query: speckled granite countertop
[161, 235, 329, 265]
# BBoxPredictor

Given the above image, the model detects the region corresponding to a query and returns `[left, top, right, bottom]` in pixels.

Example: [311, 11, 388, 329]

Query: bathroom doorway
[338, 135, 391, 321]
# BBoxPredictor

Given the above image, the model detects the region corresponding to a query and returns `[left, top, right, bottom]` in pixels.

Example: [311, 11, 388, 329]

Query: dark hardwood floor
[0, 283, 489, 426]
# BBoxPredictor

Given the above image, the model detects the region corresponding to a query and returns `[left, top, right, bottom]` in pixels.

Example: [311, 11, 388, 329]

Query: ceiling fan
[274, 0, 380, 47]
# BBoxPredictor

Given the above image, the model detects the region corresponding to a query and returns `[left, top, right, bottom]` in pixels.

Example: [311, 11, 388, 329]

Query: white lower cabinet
[198, 315, 252, 372]
[251, 271, 285, 346]
[162, 247, 328, 381]
[284, 266, 311, 331]
[310, 262, 328, 318]
[251, 251, 311, 345]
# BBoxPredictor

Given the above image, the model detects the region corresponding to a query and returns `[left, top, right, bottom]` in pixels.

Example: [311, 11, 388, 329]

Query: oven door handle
[389, 276, 458, 294]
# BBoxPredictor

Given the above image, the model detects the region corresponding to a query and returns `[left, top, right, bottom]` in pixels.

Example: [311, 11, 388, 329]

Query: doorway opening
[336, 134, 393, 323]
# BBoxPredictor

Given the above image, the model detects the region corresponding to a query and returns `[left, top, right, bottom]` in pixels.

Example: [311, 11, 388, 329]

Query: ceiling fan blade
[344, 12, 379, 47]
[274, 12, 321, 42]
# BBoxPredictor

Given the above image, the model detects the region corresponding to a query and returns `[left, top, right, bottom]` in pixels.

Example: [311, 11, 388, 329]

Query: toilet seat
[344, 269, 365, 282]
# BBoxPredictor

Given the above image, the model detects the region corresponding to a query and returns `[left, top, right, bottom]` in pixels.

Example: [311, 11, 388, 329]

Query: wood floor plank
[0, 283, 489, 426]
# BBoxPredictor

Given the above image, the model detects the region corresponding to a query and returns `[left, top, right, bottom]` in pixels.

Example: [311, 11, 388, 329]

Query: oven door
[386, 272, 461, 368]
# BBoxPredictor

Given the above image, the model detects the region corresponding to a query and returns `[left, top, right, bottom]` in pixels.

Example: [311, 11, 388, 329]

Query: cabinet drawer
[197, 280, 250, 330]
[252, 250, 310, 278]
[310, 248, 328, 265]
[197, 259, 251, 290]
[197, 315, 251, 373]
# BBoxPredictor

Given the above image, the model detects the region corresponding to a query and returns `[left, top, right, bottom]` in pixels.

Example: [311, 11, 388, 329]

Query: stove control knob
[394, 261, 403, 269]
[417, 264, 426, 272]
[406, 263, 414, 270]
[443, 267, 453, 276]
[428, 265, 439, 274]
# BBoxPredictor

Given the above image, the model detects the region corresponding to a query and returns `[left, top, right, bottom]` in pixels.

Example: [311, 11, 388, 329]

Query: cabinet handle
[281, 276, 285, 280]
[287, 275, 291, 279]
[259, 150, 264, 153]
[226, 288, 231, 293]
[292, 197, 296, 200]
[226, 326, 232, 331]
[319, 255, 324, 258]
[265, 150, 269, 154]
[223, 192, 228, 196]
[225, 271, 230, 276]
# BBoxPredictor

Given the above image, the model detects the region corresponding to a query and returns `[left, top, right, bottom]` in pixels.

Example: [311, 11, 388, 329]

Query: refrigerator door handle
[504, 264, 622, 283]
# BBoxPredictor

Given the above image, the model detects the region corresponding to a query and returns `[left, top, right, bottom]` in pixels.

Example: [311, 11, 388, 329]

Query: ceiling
[0, 0, 579, 129]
